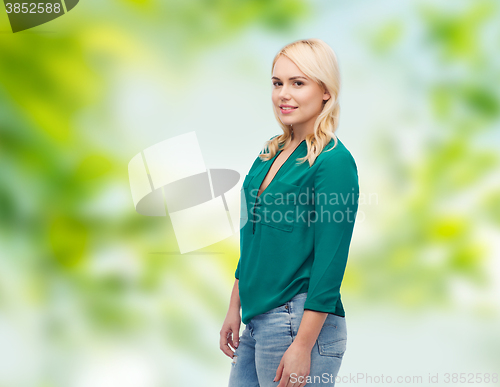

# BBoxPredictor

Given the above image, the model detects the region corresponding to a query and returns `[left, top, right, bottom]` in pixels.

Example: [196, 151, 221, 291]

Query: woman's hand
[219, 308, 241, 358]
[274, 341, 311, 387]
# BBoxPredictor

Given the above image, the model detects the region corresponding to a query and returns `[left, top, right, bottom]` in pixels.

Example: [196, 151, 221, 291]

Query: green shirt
[235, 135, 359, 325]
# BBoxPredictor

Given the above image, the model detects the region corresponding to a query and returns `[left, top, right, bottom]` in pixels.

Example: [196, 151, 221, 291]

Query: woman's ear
[323, 90, 331, 103]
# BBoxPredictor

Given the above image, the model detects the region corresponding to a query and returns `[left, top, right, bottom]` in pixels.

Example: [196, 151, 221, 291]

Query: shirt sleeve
[303, 150, 359, 314]
[235, 199, 244, 280]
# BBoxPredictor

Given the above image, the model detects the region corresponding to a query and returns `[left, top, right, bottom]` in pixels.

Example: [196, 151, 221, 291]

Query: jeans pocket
[316, 323, 347, 358]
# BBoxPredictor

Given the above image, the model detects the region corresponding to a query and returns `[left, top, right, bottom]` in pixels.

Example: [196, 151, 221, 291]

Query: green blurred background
[1, 0, 499, 386]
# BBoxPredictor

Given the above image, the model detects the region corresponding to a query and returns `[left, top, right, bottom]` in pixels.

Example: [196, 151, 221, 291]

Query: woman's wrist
[292, 336, 315, 352]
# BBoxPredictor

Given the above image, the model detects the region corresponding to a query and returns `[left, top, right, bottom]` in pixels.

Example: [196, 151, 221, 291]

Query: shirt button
[285, 305, 289, 309]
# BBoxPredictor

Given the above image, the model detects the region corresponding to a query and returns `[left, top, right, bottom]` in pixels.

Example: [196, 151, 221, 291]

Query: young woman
[220, 38, 359, 387]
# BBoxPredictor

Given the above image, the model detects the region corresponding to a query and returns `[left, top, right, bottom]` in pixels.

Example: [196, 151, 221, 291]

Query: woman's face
[272, 55, 330, 131]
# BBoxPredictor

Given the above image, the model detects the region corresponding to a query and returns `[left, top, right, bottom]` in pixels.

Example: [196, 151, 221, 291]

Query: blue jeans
[228, 292, 347, 386]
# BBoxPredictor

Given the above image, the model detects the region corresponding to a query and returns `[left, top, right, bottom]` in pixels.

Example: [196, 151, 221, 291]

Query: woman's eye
[272, 81, 303, 87]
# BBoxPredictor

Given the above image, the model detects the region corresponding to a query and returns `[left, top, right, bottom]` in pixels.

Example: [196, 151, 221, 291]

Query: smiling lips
[279, 105, 298, 114]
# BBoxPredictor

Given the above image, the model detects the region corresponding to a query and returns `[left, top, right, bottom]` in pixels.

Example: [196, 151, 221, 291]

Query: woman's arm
[274, 310, 327, 384]
[293, 310, 328, 351]
[228, 278, 241, 313]
[220, 279, 241, 358]
[303, 150, 359, 313]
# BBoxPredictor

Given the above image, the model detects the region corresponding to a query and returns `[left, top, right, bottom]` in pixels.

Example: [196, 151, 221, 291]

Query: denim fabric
[228, 292, 347, 387]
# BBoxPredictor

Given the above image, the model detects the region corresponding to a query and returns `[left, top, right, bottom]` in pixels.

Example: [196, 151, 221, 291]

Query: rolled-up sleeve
[303, 150, 359, 314]
[235, 221, 243, 279]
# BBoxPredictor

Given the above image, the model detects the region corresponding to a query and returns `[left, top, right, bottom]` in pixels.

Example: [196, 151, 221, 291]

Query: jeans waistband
[262, 292, 308, 315]
[292, 292, 308, 301]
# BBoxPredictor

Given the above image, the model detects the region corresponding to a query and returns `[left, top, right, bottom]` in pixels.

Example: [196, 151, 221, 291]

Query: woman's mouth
[280, 106, 298, 114]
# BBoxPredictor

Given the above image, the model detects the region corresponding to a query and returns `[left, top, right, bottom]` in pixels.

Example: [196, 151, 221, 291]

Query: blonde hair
[260, 38, 341, 167]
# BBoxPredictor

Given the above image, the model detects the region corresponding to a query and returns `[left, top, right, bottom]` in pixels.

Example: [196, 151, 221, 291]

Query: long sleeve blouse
[235, 135, 359, 325]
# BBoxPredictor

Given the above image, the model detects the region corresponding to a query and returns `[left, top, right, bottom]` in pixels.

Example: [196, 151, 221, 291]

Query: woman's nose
[279, 85, 291, 99]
